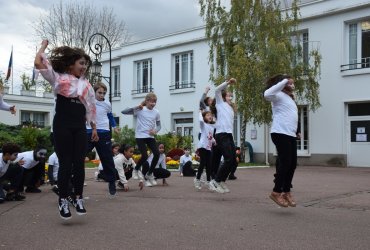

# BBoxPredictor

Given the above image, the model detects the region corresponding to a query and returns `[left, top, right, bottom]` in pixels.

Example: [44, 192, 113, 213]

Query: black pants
[196, 148, 211, 181]
[135, 138, 160, 175]
[142, 161, 171, 179]
[19, 162, 45, 190]
[0, 164, 24, 195]
[212, 133, 237, 182]
[87, 131, 116, 183]
[271, 133, 297, 193]
[182, 161, 196, 177]
[114, 168, 133, 182]
[54, 126, 87, 198]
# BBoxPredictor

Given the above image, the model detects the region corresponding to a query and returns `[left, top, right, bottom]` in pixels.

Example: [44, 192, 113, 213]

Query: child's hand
[9, 105, 16, 115]
[124, 185, 129, 192]
[204, 86, 210, 93]
[228, 78, 236, 85]
[149, 129, 157, 136]
[113, 127, 121, 134]
[139, 181, 144, 190]
[41, 40, 49, 49]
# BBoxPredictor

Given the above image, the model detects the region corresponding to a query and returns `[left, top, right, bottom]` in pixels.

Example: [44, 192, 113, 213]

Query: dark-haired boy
[0, 143, 25, 203]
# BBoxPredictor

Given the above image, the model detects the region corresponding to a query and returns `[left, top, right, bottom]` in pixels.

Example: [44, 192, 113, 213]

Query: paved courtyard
[1, 166, 370, 250]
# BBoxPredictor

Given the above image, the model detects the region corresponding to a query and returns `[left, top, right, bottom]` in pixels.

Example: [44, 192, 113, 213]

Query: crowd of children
[0, 39, 300, 220]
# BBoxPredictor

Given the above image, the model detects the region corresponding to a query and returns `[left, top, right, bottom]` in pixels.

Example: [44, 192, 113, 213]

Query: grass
[85, 161, 99, 168]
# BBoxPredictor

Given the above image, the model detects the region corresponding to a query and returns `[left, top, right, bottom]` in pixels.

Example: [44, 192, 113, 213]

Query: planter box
[43, 92, 54, 98]
[21, 90, 36, 96]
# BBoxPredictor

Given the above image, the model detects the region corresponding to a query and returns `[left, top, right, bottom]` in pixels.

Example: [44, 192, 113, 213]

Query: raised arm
[215, 78, 236, 104]
[34, 40, 48, 70]
[199, 86, 210, 110]
[121, 105, 142, 115]
[264, 79, 288, 101]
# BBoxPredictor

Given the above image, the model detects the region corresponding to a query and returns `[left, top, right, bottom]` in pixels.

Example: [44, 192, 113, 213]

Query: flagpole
[11, 45, 13, 94]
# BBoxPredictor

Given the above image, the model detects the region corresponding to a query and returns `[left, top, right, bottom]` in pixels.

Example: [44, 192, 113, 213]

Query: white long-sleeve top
[214, 81, 234, 134]
[86, 99, 113, 131]
[197, 111, 215, 151]
[264, 79, 298, 137]
[0, 93, 11, 111]
[0, 153, 10, 178]
[16, 151, 39, 169]
[147, 153, 167, 169]
[114, 153, 138, 184]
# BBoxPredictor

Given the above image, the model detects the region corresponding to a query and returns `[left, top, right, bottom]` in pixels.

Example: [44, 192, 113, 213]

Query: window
[171, 51, 194, 90]
[174, 117, 193, 142]
[133, 59, 152, 94]
[112, 67, 120, 97]
[297, 106, 309, 153]
[21, 111, 47, 127]
[342, 20, 370, 71]
[292, 31, 309, 68]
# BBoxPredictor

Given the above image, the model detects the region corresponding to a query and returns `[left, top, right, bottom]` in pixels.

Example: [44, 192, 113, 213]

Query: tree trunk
[239, 115, 247, 163]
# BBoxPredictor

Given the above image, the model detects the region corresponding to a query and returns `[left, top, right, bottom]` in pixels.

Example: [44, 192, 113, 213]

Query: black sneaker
[58, 198, 72, 220]
[5, 192, 26, 201]
[228, 174, 237, 180]
[51, 185, 59, 196]
[117, 181, 125, 189]
[67, 195, 86, 215]
[109, 181, 116, 196]
[25, 187, 42, 193]
[75, 198, 87, 215]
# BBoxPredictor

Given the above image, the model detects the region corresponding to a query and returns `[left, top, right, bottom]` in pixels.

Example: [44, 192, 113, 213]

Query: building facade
[2, 0, 370, 167]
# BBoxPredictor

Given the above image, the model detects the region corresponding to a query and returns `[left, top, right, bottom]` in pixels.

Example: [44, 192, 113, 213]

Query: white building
[2, 0, 370, 167]
[102, 0, 370, 167]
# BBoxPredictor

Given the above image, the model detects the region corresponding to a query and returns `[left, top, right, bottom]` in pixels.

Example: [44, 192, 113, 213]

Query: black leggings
[135, 138, 160, 175]
[54, 126, 87, 198]
[211, 133, 237, 182]
[142, 161, 171, 179]
[271, 133, 297, 193]
[196, 148, 211, 181]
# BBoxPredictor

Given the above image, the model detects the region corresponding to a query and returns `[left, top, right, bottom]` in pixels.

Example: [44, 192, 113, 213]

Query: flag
[5, 49, 13, 81]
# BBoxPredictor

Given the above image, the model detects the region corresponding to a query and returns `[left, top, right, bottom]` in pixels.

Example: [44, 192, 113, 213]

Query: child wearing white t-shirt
[121, 93, 161, 186]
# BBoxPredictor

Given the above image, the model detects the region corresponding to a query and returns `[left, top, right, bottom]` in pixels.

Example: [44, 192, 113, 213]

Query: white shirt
[198, 111, 215, 151]
[180, 154, 192, 166]
[48, 152, 59, 180]
[0, 154, 10, 178]
[86, 99, 112, 131]
[114, 153, 138, 183]
[134, 107, 160, 138]
[16, 151, 39, 169]
[147, 153, 167, 169]
[264, 79, 298, 137]
[214, 82, 234, 134]
[0, 93, 11, 111]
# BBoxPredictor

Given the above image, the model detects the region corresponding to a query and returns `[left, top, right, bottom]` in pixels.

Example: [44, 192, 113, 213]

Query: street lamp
[88, 33, 112, 104]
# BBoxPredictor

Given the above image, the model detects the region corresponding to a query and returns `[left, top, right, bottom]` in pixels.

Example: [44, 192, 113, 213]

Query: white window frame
[112, 66, 120, 97]
[134, 59, 152, 94]
[172, 51, 194, 90]
[342, 19, 370, 72]
[292, 30, 309, 68]
[21, 111, 47, 127]
[297, 105, 309, 155]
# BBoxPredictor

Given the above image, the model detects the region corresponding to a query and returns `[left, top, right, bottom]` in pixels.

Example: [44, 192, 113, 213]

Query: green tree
[20, 73, 36, 91]
[199, 0, 321, 162]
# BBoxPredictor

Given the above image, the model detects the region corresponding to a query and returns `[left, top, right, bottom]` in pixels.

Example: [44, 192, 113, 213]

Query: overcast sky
[0, 0, 207, 92]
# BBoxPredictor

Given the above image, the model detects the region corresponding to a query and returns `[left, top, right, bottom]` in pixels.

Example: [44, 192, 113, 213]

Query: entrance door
[174, 118, 193, 141]
[347, 103, 370, 167]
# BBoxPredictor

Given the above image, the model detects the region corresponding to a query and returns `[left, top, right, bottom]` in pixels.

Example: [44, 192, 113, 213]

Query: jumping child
[209, 78, 237, 194]
[121, 93, 161, 186]
[34, 39, 97, 220]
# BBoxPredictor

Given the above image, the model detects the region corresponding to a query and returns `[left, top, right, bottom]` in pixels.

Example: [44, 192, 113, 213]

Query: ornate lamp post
[88, 33, 112, 104]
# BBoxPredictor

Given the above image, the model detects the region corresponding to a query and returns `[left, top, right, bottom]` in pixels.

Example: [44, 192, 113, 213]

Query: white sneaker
[209, 180, 225, 193]
[146, 173, 157, 186]
[194, 178, 201, 190]
[132, 170, 139, 180]
[144, 180, 153, 187]
[220, 182, 230, 193]
[137, 170, 144, 180]
[200, 172, 207, 184]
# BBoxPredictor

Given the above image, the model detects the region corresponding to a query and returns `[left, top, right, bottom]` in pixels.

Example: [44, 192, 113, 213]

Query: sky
[0, 0, 207, 93]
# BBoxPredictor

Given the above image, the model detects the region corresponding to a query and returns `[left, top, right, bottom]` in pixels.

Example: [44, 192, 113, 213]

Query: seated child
[114, 144, 144, 191]
[179, 147, 196, 177]
[142, 143, 171, 187]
